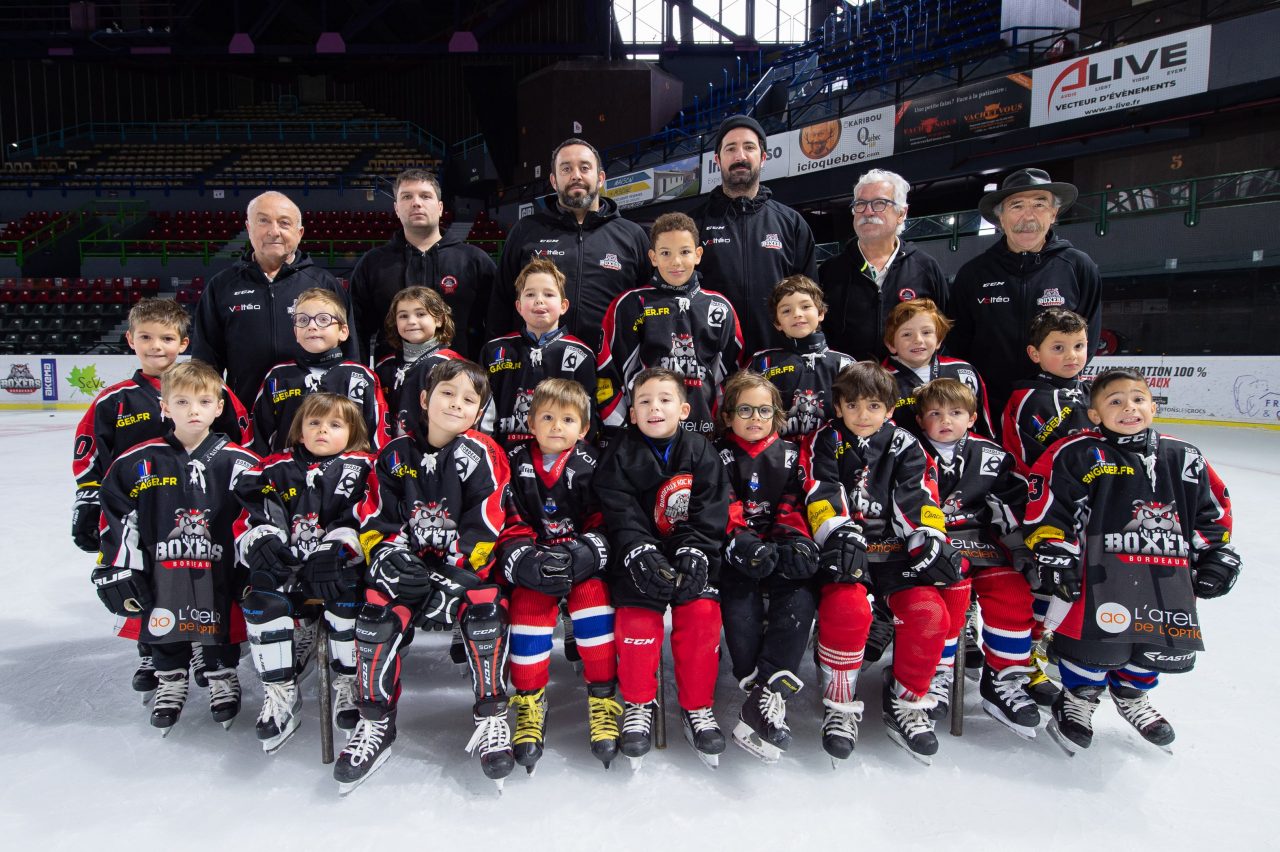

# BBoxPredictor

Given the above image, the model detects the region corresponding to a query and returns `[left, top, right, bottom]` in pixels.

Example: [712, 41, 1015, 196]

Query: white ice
[1, 412, 1273, 850]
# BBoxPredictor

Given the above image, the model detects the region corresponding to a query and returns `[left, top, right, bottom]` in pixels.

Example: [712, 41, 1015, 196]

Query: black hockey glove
[368, 546, 432, 601]
[503, 541, 573, 598]
[907, 535, 967, 587]
[725, 530, 777, 580]
[774, 536, 821, 581]
[245, 534, 301, 592]
[420, 563, 484, 626]
[821, 525, 869, 584]
[671, 546, 711, 605]
[548, 531, 609, 585]
[1032, 541, 1082, 603]
[623, 543, 678, 602]
[302, 540, 351, 602]
[1192, 549, 1241, 599]
[91, 566, 153, 617]
[72, 488, 101, 553]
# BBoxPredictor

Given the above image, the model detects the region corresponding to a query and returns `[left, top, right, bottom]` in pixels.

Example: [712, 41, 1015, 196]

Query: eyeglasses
[292, 312, 341, 329]
[851, 198, 897, 213]
[734, 404, 777, 420]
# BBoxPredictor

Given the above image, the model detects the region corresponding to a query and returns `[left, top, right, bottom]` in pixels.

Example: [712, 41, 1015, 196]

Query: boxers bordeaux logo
[760, 233, 783, 250]
[599, 253, 622, 271]
[409, 500, 457, 551]
[654, 474, 693, 536]
[1103, 499, 1190, 565]
[1037, 288, 1065, 307]
[439, 275, 458, 294]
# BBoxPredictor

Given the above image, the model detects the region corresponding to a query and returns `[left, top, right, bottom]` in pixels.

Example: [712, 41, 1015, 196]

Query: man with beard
[489, 137, 650, 349]
[818, 169, 948, 361]
[948, 169, 1102, 429]
[691, 115, 817, 356]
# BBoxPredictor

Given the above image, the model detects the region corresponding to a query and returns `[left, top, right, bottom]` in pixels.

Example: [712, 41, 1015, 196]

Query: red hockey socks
[670, 597, 722, 710]
[972, 566, 1034, 670]
[615, 606, 665, 704]
[886, 586, 947, 698]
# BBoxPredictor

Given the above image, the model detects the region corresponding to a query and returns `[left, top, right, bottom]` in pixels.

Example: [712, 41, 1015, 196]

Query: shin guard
[460, 585, 510, 707]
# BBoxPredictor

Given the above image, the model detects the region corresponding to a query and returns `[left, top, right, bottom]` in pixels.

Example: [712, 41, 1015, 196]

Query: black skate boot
[586, 681, 622, 768]
[1109, 683, 1175, 753]
[332, 672, 359, 731]
[733, 670, 802, 763]
[681, 706, 726, 770]
[925, 666, 951, 721]
[150, 669, 189, 735]
[133, 655, 158, 704]
[1027, 633, 1062, 707]
[256, 679, 301, 753]
[334, 712, 397, 794]
[189, 642, 208, 688]
[561, 602, 582, 674]
[882, 669, 940, 764]
[821, 698, 864, 763]
[1047, 684, 1103, 756]
[963, 620, 984, 674]
[620, 700, 656, 770]
[465, 699, 515, 790]
[979, 664, 1040, 740]
[863, 600, 894, 664]
[510, 688, 547, 773]
[206, 667, 241, 730]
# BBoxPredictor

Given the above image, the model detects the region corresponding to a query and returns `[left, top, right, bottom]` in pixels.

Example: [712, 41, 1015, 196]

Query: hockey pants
[615, 597, 720, 711]
[720, 575, 816, 683]
[509, 578, 616, 691]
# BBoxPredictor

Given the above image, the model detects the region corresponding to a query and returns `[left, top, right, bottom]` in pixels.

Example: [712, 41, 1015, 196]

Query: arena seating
[465, 210, 506, 256]
[0, 277, 157, 354]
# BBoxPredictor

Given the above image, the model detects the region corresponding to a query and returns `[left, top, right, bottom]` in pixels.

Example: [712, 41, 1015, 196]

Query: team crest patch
[599, 253, 622, 271]
[979, 446, 1003, 476]
[654, 474, 693, 536]
[561, 346, 587, 373]
[440, 275, 459, 294]
[291, 512, 323, 557]
[707, 302, 728, 329]
[1037, 288, 1065, 307]
[898, 288, 916, 301]
[409, 500, 457, 552]
[760, 233, 783, 250]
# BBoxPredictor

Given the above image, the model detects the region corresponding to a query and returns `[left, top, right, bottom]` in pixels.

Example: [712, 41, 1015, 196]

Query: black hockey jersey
[250, 350, 389, 455]
[375, 342, 463, 436]
[750, 332, 855, 439]
[885, 354, 995, 443]
[922, 433, 1026, 567]
[497, 441, 605, 556]
[1001, 372, 1093, 476]
[715, 432, 810, 542]
[478, 328, 597, 451]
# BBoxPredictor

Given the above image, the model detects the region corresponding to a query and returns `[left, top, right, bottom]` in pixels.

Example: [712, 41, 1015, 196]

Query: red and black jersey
[715, 432, 810, 543]
[921, 433, 1026, 566]
[750, 332, 855, 439]
[99, 431, 259, 645]
[597, 273, 743, 438]
[357, 424, 509, 579]
[375, 342, 463, 436]
[479, 328, 597, 451]
[1001, 372, 1093, 476]
[73, 369, 250, 496]
[1023, 427, 1236, 649]
[885, 353, 995, 443]
[497, 440, 605, 556]
[250, 351, 389, 456]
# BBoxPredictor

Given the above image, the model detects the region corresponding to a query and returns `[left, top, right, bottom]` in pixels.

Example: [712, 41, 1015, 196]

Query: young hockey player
[375, 286, 464, 436]
[802, 361, 966, 764]
[750, 275, 855, 439]
[597, 212, 743, 441]
[92, 360, 259, 734]
[333, 359, 512, 793]
[914, 378, 1039, 738]
[73, 297, 249, 700]
[479, 259, 597, 451]
[496, 378, 619, 772]
[594, 367, 730, 768]
[714, 371, 818, 763]
[234, 393, 375, 753]
[1025, 369, 1240, 755]
[250, 288, 388, 455]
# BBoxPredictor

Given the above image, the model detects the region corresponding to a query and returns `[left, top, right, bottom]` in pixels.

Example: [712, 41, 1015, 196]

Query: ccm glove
[623, 543, 678, 601]
[907, 535, 967, 587]
[671, 546, 711, 605]
[302, 540, 351, 602]
[725, 531, 777, 580]
[92, 566, 153, 617]
[1192, 549, 1241, 599]
[548, 531, 609, 585]
[503, 542, 573, 597]
[1033, 541, 1082, 603]
[420, 563, 484, 626]
[774, 536, 820, 580]
[368, 547, 432, 601]
[72, 488, 101, 553]
[821, 525, 869, 584]
[245, 534, 301, 591]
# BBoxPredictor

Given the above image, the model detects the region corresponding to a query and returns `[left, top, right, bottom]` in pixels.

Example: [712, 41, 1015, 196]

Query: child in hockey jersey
[882, 298, 993, 442]
[334, 359, 512, 793]
[751, 275, 855, 439]
[802, 361, 966, 764]
[496, 379, 619, 770]
[375, 286, 464, 435]
[93, 360, 259, 734]
[597, 212, 742, 441]
[714, 371, 818, 763]
[479, 259, 597, 451]
[234, 393, 375, 754]
[1025, 369, 1240, 754]
[914, 378, 1039, 739]
[73, 297, 249, 701]
[250, 288, 389, 454]
[594, 367, 730, 767]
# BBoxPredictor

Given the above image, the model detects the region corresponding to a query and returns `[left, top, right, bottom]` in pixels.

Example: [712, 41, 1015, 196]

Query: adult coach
[349, 168, 496, 362]
[948, 168, 1102, 423]
[191, 190, 357, 405]
[691, 114, 816, 356]
[818, 169, 948, 361]
[489, 137, 650, 349]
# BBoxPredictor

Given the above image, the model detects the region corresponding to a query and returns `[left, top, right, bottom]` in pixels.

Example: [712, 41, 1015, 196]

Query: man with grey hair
[948, 168, 1101, 427]
[818, 168, 948, 361]
[191, 190, 356, 404]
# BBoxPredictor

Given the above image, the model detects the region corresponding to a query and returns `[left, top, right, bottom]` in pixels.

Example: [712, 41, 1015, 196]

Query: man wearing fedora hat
[948, 168, 1102, 428]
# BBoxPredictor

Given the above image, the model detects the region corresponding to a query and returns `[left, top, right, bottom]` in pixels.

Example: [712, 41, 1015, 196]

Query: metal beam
[341, 0, 399, 40]
[249, 0, 293, 41]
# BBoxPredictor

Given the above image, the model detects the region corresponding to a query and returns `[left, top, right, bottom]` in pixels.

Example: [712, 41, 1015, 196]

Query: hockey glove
[1192, 549, 1241, 599]
[623, 543, 678, 602]
[420, 563, 484, 626]
[671, 546, 711, 605]
[72, 488, 101, 553]
[503, 541, 573, 598]
[368, 546, 432, 601]
[725, 530, 777, 580]
[907, 535, 967, 587]
[1032, 540, 1082, 603]
[91, 566, 153, 617]
[245, 534, 301, 592]
[548, 531, 609, 585]
[774, 536, 821, 581]
[821, 524, 869, 584]
[302, 540, 352, 602]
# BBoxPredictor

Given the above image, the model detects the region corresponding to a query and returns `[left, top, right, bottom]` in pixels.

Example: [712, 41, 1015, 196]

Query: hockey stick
[655, 641, 668, 749]
[316, 614, 334, 764]
[950, 602, 975, 737]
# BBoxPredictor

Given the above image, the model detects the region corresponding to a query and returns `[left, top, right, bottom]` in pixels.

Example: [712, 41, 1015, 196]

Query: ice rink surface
[1, 410, 1273, 850]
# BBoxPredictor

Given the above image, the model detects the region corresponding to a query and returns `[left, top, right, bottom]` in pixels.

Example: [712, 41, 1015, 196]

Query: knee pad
[355, 603, 405, 707]
[246, 612, 295, 683]
[461, 586, 509, 700]
[240, 588, 293, 625]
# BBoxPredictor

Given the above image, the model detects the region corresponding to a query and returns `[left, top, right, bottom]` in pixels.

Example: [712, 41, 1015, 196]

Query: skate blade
[336, 748, 393, 796]
[981, 701, 1038, 741]
[261, 719, 302, 753]
[885, 728, 934, 765]
[524, 764, 537, 776]
[139, 689, 156, 705]
[219, 718, 235, 731]
[627, 755, 644, 771]
[693, 750, 719, 770]
[1045, 719, 1082, 757]
[158, 725, 176, 738]
[494, 779, 505, 795]
[731, 724, 782, 764]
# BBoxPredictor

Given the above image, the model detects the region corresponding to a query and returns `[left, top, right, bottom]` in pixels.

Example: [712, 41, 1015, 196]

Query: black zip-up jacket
[817, 238, 949, 362]
[948, 231, 1102, 422]
[190, 249, 357, 406]
[490, 195, 651, 350]
[691, 185, 817, 357]
[349, 230, 497, 363]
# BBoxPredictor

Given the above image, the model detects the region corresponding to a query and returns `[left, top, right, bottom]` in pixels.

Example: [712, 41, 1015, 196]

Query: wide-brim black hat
[979, 168, 1078, 225]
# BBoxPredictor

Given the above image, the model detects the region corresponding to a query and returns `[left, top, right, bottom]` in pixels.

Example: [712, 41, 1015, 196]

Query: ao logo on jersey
[149, 607, 176, 637]
[1095, 601, 1130, 634]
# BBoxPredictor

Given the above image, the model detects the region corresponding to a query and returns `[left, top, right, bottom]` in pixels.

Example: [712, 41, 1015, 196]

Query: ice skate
[586, 682, 622, 768]
[293, 618, 318, 681]
[1026, 634, 1061, 707]
[1109, 684, 1175, 753]
[882, 669, 939, 765]
[150, 669, 189, 735]
[1047, 685, 1103, 756]
[681, 706, 725, 769]
[510, 688, 547, 773]
[925, 666, 951, 721]
[332, 673, 359, 731]
[963, 618, 984, 674]
[465, 702, 515, 791]
[133, 655, 157, 704]
[620, 700, 656, 770]
[189, 642, 208, 688]
[821, 698, 864, 766]
[206, 668, 241, 730]
[256, 679, 301, 753]
[334, 714, 396, 794]
[561, 604, 583, 674]
[979, 664, 1040, 740]
[863, 603, 894, 664]
[733, 670, 801, 764]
